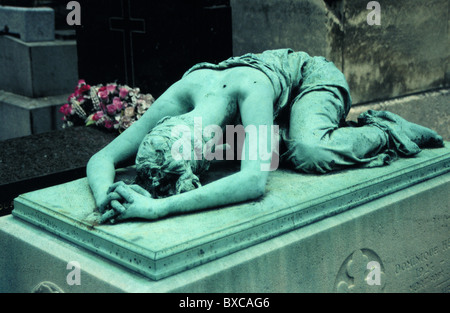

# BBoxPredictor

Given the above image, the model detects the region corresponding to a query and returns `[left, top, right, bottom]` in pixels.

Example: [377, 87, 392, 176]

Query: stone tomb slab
[11, 145, 450, 282]
[0, 6, 55, 42]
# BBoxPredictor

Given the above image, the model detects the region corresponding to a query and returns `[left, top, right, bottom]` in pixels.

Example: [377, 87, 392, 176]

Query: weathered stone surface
[231, 0, 343, 69]
[343, 0, 449, 103]
[0, 36, 78, 98]
[230, 0, 449, 104]
[2, 169, 449, 292]
[0, 5, 55, 42]
[0, 91, 66, 140]
[10, 144, 450, 283]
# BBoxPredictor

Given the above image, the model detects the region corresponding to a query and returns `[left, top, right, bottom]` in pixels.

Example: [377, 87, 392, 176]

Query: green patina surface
[12, 144, 450, 280]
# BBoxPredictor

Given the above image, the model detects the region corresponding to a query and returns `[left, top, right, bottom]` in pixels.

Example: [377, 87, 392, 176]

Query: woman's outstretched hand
[99, 181, 167, 224]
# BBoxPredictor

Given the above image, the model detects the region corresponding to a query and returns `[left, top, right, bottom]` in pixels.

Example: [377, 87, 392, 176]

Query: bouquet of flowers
[60, 79, 155, 133]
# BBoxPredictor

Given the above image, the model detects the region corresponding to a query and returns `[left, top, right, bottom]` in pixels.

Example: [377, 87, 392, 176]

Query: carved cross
[109, 0, 146, 87]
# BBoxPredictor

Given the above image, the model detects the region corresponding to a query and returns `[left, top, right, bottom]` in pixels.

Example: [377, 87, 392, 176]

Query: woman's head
[135, 116, 209, 198]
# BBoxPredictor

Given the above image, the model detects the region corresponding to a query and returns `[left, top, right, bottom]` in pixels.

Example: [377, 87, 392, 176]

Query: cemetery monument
[85, 48, 444, 224]
[1, 0, 449, 293]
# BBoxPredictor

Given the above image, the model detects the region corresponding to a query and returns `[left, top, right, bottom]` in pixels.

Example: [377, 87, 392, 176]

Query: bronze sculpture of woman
[86, 49, 443, 223]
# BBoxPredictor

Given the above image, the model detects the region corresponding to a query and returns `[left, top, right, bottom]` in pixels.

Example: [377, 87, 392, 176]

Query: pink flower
[73, 89, 80, 97]
[77, 96, 85, 104]
[79, 83, 91, 94]
[104, 120, 114, 129]
[98, 88, 109, 100]
[106, 84, 116, 94]
[107, 104, 117, 115]
[78, 79, 86, 86]
[112, 97, 123, 110]
[67, 93, 75, 102]
[105, 97, 124, 115]
[59, 104, 72, 116]
[119, 87, 129, 99]
[92, 111, 104, 121]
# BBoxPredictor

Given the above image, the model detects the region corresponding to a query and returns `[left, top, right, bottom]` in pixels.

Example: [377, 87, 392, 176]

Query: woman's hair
[135, 116, 210, 198]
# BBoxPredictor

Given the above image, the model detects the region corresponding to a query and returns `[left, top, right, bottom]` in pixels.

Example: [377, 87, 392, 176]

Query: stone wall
[231, 0, 449, 104]
[0, 5, 78, 140]
[231, 0, 343, 68]
[0, 36, 77, 98]
[342, 0, 448, 104]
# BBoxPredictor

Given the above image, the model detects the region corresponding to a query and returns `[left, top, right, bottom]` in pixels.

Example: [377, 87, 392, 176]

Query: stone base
[1, 145, 449, 292]
[0, 36, 77, 98]
[0, 90, 67, 140]
[1, 172, 449, 293]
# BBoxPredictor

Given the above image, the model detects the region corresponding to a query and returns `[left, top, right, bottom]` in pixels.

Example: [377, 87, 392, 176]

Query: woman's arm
[86, 123, 144, 211]
[102, 78, 277, 222]
[105, 167, 268, 222]
[165, 168, 268, 215]
[160, 84, 276, 214]
[87, 91, 190, 211]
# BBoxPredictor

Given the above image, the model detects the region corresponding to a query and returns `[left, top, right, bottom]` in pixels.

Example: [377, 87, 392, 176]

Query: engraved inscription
[394, 237, 450, 292]
[394, 246, 439, 275]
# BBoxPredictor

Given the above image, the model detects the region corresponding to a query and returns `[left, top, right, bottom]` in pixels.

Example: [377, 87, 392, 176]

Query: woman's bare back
[162, 66, 275, 129]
